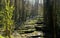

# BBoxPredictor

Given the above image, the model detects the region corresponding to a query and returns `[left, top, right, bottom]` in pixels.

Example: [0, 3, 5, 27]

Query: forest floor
[12, 31, 44, 38]
[12, 17, 44, 38]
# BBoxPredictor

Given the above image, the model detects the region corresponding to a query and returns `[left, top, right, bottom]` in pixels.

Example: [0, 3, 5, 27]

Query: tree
[0, 0, 15, 38]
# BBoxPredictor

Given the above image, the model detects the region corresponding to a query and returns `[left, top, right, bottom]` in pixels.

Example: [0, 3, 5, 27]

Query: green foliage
[4, 0, 14, 30]
[0, 0, 15, 38]
[0, 35, 5, 38]
[0, 8, 5, 28]
[4, 0, 14, 38]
